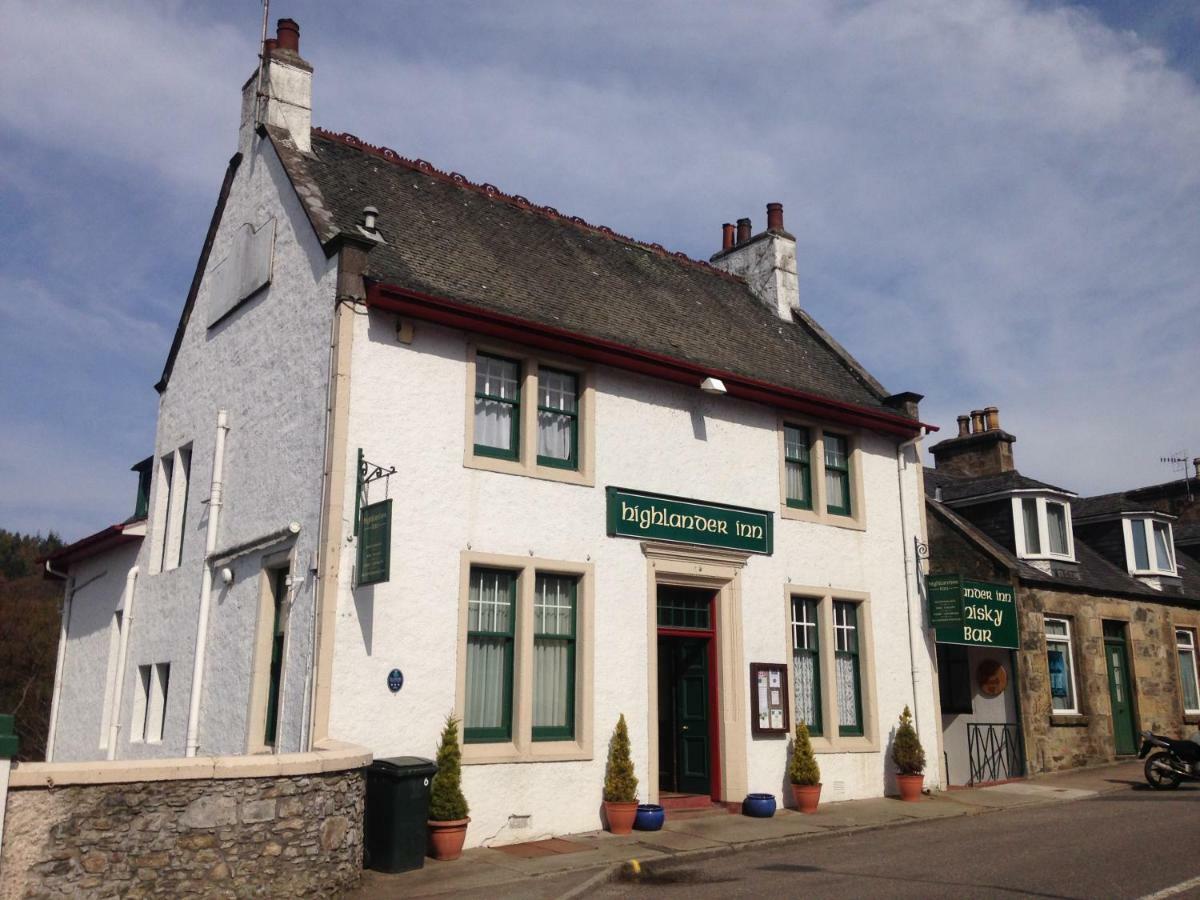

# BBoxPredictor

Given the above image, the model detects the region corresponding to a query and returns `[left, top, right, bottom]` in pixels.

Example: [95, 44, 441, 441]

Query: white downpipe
[896, 432, 927, 770]
[185, 409, 229, 757]
[106, 566, 139, 760]
[43, 563, 73, 763]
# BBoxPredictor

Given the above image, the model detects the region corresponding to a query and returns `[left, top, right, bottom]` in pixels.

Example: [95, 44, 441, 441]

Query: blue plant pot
[634, 804, 665, 831]
[742, 793, 777, 818]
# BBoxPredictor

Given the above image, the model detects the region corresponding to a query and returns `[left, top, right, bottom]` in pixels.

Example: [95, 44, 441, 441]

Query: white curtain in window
[1022, 499, 1041, 554]
[537, 370, 575, 461]
[793, 651, 817, 729]
[466, 638, 506, 729]
[1047, 504, 1069, 555]
[1179, 641, 1200, 712]
[537, 411, 571, 460]
[476, 400, 514, 451]
[786, 462, 810, 505]
[826, 470, 847, 510]
[534, 641, 569, 728]
[475, 356, 518, 451]
[836, 656, 858, 728]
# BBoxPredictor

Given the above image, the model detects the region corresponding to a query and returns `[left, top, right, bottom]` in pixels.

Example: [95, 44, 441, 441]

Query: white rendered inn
[41, 19, 943, 846]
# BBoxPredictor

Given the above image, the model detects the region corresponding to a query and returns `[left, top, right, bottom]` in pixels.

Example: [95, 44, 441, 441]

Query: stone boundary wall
[0, 743, 370, 899]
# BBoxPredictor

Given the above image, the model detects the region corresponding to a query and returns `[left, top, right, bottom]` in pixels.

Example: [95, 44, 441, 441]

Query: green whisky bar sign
[931, 576, 1018, 650]
[605, 487, 773, 555]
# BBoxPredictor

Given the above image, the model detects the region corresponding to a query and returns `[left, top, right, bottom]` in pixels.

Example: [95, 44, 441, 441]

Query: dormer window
[1125, 517, 1176, 576]
[1013, 495, 1074, 561]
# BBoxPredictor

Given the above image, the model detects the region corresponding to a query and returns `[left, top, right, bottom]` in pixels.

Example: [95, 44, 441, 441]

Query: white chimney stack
[239, 18, 312, 154]
[709, 203, 798, 321]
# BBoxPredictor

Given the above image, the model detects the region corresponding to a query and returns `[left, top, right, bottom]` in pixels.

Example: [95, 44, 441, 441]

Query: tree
[603, 713, 638, 803]
[788, 721, 821, 786]
[429, 715, 469, 821]
[892, 705, 926, 775]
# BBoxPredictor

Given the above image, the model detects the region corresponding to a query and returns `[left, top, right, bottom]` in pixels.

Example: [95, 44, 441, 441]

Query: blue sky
[2, 0, 1198, 541]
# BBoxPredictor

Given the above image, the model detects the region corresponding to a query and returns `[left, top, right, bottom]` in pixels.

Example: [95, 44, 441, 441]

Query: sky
[1, 0, 1198, 541]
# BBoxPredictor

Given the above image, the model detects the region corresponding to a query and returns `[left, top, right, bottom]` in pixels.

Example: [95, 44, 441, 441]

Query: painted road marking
[1138, 875, 1200, 900]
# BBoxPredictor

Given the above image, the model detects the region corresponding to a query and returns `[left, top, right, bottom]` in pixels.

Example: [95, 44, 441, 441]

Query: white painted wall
[941, 646, 1020, 786]
[331, 313, 939, 846]
[50, 134, 338, 762]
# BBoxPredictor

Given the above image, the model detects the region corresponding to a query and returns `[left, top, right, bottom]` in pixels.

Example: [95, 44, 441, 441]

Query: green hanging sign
[357, 499, 391, 586]
[605, 487, 773, 555]
[931, 576, 1019, 649]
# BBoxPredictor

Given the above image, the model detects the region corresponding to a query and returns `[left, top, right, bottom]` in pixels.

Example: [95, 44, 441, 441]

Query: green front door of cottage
[1103, 622, 1138, 756]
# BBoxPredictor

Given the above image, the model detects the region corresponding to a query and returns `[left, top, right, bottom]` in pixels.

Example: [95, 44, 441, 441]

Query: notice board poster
[357, 499, 391, 586]
[750, 662, 789, 735]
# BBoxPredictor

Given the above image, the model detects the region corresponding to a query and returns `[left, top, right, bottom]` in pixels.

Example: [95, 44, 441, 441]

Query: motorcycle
[1138, 730, 1200, 789]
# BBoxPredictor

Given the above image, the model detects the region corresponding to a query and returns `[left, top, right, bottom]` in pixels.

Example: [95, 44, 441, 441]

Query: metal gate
[967, 723, 1024, 785]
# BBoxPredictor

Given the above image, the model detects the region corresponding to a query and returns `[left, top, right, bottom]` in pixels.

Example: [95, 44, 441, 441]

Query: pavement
[346, 760, 1147, 899]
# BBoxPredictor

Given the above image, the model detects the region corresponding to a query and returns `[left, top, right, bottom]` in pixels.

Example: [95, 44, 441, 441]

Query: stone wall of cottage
[1017, 588, 1200, 774]
[0, 769, 364, 899]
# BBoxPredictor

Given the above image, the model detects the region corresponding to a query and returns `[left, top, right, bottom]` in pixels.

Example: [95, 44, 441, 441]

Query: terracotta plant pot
[896, 773, 924, 802]
[603, 800, 639, 835]
[791, 782, 822, 814]
[428, 817, 470, 861]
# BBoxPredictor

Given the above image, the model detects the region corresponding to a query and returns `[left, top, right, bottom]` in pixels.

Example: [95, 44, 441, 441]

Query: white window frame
[151, 444, 192, 574]
[1176, 628, 1200, 716]
[455, 551, 594, 764]
[1012, 494, 1075, 562]
[1123, 516, 1177, 576]
[1045, 617, 1080, 716]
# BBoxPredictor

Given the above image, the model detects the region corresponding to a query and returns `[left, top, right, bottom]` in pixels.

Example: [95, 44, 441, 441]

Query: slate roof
[924, 468, 1074, 503]
[1072, 491, 1164, 519]
[269, 127, 908, 419]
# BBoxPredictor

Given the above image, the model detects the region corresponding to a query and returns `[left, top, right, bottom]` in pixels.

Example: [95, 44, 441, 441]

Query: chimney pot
[736, 218, 751, 245]
[276, 18, 300, 53]
[970, 409, 985, 433]
[362, 206, 379, 232]
[956, 415, 970, 438]
[984, 406, 1000, 432]
[766, 202, 784, 231]
[721, 223, 734, 252]
[1193, 457, 1200, 479]
[263, 37, 278, 55]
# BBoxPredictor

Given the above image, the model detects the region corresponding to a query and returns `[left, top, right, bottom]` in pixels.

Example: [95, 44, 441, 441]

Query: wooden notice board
[750, 662, 789, 736]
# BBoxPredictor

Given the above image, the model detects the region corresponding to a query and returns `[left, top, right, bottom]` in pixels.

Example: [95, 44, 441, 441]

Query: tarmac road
[588, 782, 1200, 900]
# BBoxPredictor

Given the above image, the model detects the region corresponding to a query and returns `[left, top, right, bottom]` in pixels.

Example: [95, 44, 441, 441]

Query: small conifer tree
[891, 706, 926, 775]
[603, 714, 638, 803]
[788, 721, 821, 786]
[429, 715, 469, 821]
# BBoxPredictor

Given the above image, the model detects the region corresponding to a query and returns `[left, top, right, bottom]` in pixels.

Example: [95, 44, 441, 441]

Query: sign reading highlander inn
[606, 487, 773, 555]
[930, 576, 1018, 649]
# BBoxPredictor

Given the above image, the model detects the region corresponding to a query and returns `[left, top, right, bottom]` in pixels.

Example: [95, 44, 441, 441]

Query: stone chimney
[239, 18, 313, 154]
[709, 203, 798, 321]
[929, 405, 1016, 477]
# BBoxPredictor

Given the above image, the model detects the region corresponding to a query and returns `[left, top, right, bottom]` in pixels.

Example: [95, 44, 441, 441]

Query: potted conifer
[788, 721, 822, 813]
[428, 715, 470, 860]
[892, 705, 926, 802]
[602, 714, 639, 834]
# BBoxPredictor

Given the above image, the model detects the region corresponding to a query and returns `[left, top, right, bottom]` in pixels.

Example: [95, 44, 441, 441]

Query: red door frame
[656, 592, 723, 802]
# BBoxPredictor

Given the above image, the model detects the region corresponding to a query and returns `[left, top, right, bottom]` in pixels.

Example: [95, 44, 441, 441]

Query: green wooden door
[674, 638, 711, 795]
[1103, 624, 1137, 756]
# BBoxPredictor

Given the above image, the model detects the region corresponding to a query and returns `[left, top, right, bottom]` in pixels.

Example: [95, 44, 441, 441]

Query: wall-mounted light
[220, 567, 234, 585]
[700, 377, 727, 395]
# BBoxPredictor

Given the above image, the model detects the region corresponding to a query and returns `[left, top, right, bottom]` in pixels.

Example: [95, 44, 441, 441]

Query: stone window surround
[782, 584, 880, 753]
[776, 415, 867, 531]
[1011, 493, 1075, 563]
[454, 550, 595, 765]
[463, 340, 596, 487]
[1122, 515, 1177, 577]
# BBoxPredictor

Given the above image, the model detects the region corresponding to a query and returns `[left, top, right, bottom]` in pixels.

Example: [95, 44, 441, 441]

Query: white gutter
[185, 409, 229, 757]
[896, 431, 928, 768]
[43, 562, 73, 762]
[106, 566, 139, 760]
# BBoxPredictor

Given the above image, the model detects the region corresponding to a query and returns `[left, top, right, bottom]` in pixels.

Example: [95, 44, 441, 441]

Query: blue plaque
[387, 668, 404, 693]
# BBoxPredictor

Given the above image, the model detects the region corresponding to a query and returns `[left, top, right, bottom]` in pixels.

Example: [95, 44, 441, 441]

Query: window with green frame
[533, 574, 577, 740]
[784, 425, 813, 510]
[474, 354, 521, 460]
[465, 568, 516, 742]
[834, 601, 863, 736]
[536, 368, 578, 470]
[790, 597, 822, 736]
[824, 433, 852, 516]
